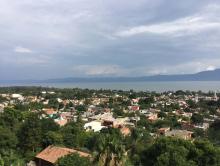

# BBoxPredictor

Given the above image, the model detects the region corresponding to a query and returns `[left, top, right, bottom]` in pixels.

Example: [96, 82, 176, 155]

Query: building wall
[35, 158, 54, 166]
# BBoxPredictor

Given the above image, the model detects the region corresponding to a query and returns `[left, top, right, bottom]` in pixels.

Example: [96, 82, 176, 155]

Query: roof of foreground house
[36, 145, 91, 164]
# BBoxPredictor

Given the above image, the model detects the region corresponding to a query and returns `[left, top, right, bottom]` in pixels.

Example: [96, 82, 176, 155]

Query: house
[182, 112, 193, 118]
[11, 94, 23, 98]
[84, 121, 106, 132]
[89, 113, 136, 128]
[48, 91, 55, 94]
[0, 104, 4, 113]
[57, 98, 63, 103]
[42, 108, 57, 118]
[128, 106, 140, 112]
[140, 109, 160, 115]
[139, 109, 149, 114]
[111, 117, 128, 128]
[35, 146, 91, 166]
[59, 112, 74, 123]
[0, 94, 8, 97]
[43, 100, 49, 105]
[11, 94, 24, 101]
[131, 98, 139, 105]
[91, 98, 101, 105]
[194, 123, 209, 130]
[165, 129, 193, 140]
[89, 112, 114, 122]
[54, 116, 68, 126]
[87, 105, 97, 112]
[120, 127, 131, 136]
[146, 113, 158, 122]
[181, 121, 194, 130]
[102, 117, 116, 127]
[129, 116, 140, 125]
[158, 127, 170, 135]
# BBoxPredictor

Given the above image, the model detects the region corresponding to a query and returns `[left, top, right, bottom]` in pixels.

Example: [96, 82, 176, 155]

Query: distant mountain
[138, 68, 220, 81]
[1, 69, 220, 84]
[41, 69, 220, 83]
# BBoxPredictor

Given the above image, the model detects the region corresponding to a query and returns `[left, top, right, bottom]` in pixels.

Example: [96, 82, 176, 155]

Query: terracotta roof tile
[36, 146, 91, 164]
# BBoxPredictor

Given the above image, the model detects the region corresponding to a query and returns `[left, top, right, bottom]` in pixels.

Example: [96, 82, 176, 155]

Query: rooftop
[36, 146, 91, 164]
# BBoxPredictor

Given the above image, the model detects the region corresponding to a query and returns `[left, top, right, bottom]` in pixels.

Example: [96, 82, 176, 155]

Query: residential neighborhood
[0, 87, 220, 165]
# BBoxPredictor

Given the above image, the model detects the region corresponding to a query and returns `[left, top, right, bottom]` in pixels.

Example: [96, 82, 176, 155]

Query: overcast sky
[0, 0, 220, 80]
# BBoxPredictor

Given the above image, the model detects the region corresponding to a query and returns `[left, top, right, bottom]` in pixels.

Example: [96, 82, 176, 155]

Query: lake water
[1, 81, 220, 92]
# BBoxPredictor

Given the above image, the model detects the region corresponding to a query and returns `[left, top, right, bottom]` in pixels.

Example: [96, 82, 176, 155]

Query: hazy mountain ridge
[1, 69, 220, 83]
[43, 69, 220, 83]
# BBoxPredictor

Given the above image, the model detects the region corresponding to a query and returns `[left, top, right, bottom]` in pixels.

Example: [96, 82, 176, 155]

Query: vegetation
[57, 153, 91, 166]
[0, 87, 220, 165]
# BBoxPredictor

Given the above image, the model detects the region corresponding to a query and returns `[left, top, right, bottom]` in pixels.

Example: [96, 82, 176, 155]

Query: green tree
[0, 127, 18, 150]
[194, 140, 220, 166]
[191, 113, 204, 124]
[94, 129, 126, 166]
[138, 97, 154, 109]
[126, 128, 153, 165]
[141, 137, 195, 166]
[141, 137, 220, 166]
[48, 98, 59, 109]
[0, 108, 23, 132]
[208, 120, 220, 145]
[187, 99, 197, 109]
[0, 127, 20, 166]
[155, 151, 196, 166]
[40, 118, 59, 134]
[193, 128, 205, 138]
[61, 121, 87, 148]
[113, 108, 124, 118]
[75, 105, 86, 112]
[0, 155, 4, 166]
[57, 153, 91, 166]
[43, 131, 63, 147]
[18, 113, 42, 153]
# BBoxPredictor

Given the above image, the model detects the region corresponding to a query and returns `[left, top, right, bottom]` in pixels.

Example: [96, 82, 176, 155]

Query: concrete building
[84, 121, 106, 132]
[165, 129, 193, 140]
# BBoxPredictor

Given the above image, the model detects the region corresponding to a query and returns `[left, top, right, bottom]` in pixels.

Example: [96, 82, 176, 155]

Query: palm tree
[95, 133, 126, 166]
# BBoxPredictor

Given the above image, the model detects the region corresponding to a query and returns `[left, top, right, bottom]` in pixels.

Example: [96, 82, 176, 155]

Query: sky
[0, 0, 220, 80]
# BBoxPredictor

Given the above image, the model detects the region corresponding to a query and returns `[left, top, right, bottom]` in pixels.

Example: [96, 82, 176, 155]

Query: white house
[84, 121, 106, 132]
[11, 94, 24, 101]
[194, 123, 209, 130]
[0, 104, 4, 113]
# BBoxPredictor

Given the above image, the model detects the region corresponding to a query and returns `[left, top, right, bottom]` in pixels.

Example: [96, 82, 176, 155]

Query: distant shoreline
[0, 81, 220, 92]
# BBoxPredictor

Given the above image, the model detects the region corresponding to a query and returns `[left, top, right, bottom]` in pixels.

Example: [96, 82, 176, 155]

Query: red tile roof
[120, 127, 131, 136]
[43, 108, 57, 115]
[36, 146, 91, 164]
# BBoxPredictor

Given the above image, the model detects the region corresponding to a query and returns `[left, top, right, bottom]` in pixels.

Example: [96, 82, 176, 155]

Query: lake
[1, 81, 220, 92]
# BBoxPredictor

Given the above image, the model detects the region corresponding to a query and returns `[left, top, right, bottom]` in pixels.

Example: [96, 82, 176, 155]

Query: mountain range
[1, 69, 220, 84]
[42, 68, 220, 83]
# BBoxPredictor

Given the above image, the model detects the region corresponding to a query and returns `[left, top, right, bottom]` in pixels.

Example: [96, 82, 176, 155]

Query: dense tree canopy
[57, 153, 91, 166]
[208, 120, 220, 145]
[191, 113, 204, 124]
[141, 137, 220, 166]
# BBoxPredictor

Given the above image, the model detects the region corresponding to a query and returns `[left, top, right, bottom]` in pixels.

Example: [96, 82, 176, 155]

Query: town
[0, 87, 220, 166]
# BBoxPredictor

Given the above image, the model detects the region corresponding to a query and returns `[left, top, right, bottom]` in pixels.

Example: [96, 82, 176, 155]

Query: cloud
[14, 55, 50, 65]
[72, 65, 125, 76]
[115, 16, 220, 37]
[144, 58, 220, 75]
[70, 58, 220, 77]
[1, 54, 50, 65]
[14, 46, 33, 53]
[206, 66, 216, 71]
[1, 0, 220, 79]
